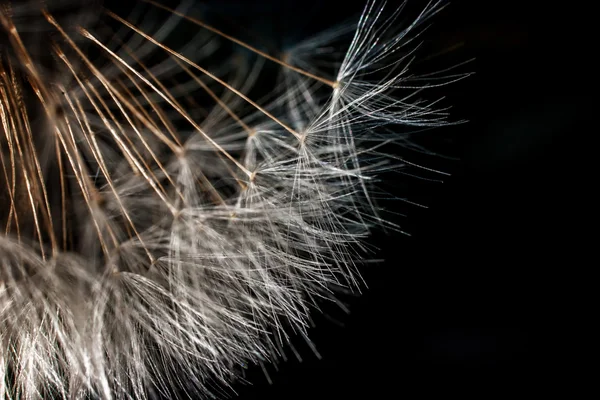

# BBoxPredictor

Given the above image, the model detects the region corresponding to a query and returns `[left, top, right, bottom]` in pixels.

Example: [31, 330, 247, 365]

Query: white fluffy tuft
[0, 0, 466, 398]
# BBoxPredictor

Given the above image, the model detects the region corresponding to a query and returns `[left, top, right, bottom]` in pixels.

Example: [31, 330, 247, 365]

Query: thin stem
[141, 0, 338, 88]
[104, 11, 303, 142]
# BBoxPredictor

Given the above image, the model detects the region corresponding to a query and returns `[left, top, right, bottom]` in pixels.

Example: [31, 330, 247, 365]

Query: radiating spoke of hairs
[0, 1, 465, 398]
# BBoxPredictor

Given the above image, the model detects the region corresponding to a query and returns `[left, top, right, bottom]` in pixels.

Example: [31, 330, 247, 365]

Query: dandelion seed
[0, 0, 467, 398]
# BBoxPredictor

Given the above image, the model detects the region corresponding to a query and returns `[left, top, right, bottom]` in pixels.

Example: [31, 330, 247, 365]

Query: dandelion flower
[0, 0, 465, 398]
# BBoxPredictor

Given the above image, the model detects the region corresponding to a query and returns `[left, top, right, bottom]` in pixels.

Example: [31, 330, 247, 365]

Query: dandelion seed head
[0, 0, 467, 398]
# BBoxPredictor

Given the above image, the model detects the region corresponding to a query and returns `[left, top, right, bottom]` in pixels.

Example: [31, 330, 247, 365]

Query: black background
[105, 0, 590, 398]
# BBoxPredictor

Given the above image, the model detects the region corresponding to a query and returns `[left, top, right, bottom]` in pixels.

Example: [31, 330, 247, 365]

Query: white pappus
[0, 0, 467, 398]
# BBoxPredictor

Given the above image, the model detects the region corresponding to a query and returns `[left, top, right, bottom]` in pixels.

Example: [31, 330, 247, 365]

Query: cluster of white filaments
[0, 0, 464, 398]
